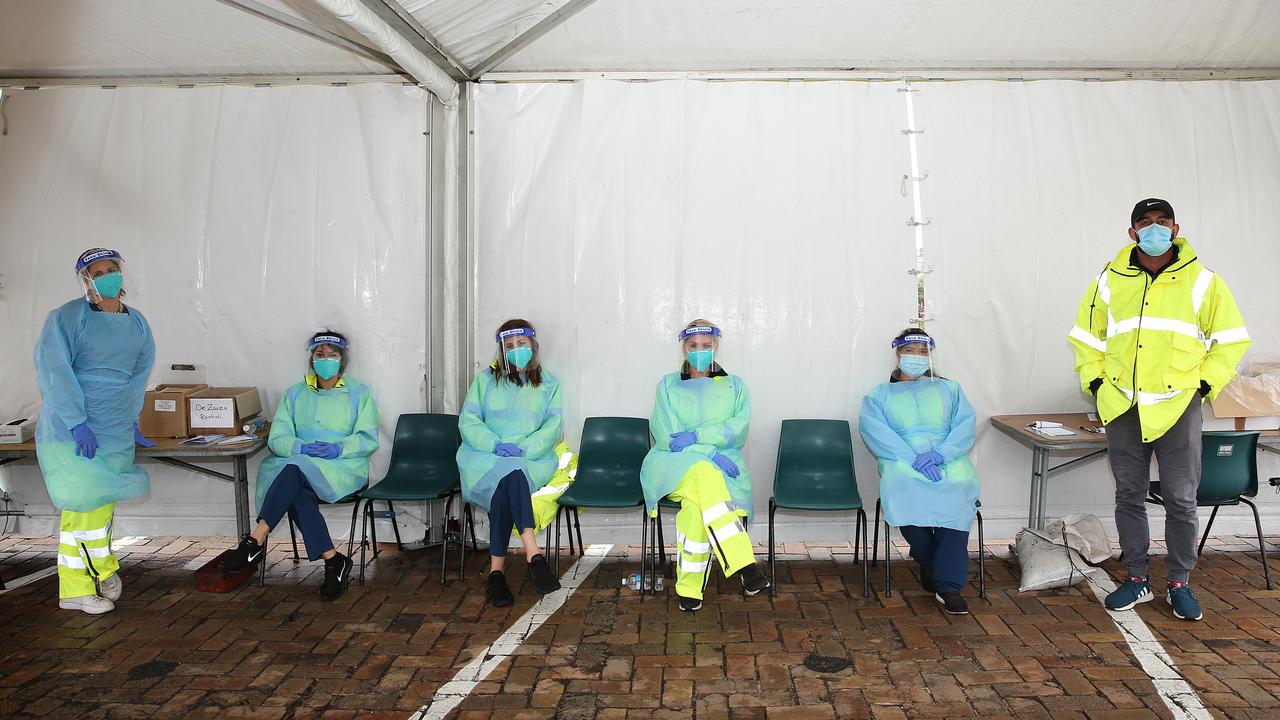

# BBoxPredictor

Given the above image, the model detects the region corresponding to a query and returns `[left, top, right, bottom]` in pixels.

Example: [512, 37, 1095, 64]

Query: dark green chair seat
[1146, 431, 1270, 589]
[355, 413, 468, 585]
[551, 417, 650, 579]
[768, 419, 868, 597]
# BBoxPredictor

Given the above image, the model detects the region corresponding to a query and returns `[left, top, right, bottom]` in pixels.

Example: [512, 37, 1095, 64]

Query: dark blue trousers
[258, 464, 334, 561]
[489, 470, 535, 557]
[899, 525, 970, 593]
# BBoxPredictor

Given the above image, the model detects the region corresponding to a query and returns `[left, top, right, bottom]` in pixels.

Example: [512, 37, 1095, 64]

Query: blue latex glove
[301, 441, 341, 459]
[710, 452, 740, 478]
[495, 442, 525, 458]
[134, 423, 156, 448]
[668, 431, 697, 452]
[911, 451, 944, 474]
[71, 422, 98, 459]
[921, 463, 943, 483]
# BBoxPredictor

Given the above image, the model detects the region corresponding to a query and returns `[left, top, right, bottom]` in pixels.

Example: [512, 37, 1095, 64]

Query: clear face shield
[892, 332, 935, 380]
[75, 248, 128, 304]
[307, 334, 348, 381]
[496, 327, 537, 377]
[679, 325, 722, 374]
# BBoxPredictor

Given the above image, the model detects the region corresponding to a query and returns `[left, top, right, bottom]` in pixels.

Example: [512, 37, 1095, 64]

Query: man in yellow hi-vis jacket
[1069, 198, 1250, 622]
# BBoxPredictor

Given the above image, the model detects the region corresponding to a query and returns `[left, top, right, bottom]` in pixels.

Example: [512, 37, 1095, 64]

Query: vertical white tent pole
[900, 81, 932, 327]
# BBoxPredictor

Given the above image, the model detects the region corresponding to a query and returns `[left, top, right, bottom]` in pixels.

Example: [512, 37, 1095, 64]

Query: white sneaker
[59, 594, 115, 614]
[100, 573, 122, 601]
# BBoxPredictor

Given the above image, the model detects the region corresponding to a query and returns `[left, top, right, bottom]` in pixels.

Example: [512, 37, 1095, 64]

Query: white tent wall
[0, 83, 437, 540]
[472, 78, 1280, 543]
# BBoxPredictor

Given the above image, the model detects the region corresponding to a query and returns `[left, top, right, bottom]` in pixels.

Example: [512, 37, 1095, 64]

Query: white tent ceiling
[2, 0, 1278, 82]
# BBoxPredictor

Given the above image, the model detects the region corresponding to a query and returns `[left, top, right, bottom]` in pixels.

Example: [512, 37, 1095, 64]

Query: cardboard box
[139, 383, 209, 438]
[0, 417, 36, 444]
[188, 387, 263, 436]
[1205, 371, 1280, 432]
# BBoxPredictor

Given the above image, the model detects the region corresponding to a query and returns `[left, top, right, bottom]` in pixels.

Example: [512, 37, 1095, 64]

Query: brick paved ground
[2, 532, 1280, 719]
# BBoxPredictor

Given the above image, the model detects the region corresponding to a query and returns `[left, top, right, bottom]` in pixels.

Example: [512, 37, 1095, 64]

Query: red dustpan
[193, 549, 259, 593]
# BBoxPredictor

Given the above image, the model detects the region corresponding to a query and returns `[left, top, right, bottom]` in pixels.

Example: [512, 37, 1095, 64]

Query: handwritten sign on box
[190, 399, 235, 429]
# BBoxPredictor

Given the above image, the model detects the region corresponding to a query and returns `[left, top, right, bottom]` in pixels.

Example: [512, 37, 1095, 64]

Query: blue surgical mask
[687, 349, 715, 373]
[313, 357, 341, 381]
[1136, 223, 1173, 257]
[92, 272, 123, 299]
[505, 346, 534, 371]
[898, 354, 931, 377]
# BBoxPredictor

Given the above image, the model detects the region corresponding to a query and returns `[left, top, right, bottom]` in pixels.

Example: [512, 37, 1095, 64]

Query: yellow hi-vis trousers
[668, 461, 754, 600]
[57, 502, 118, 599]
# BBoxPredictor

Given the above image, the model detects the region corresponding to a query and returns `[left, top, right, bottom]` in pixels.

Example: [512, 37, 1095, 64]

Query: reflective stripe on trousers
[57, 502, 118, 599]
[669, 460, 756, 600]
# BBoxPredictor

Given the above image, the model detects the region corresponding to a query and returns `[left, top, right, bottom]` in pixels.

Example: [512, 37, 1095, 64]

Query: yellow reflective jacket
[1068, 238, 1250, 442]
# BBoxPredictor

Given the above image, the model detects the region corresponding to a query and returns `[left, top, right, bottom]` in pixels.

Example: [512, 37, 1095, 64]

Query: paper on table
[1033, 426, 1076, 437]
[214, 434, 259, 446]
[181, 434, 227, 446]
[1029, 420, 1064, 429]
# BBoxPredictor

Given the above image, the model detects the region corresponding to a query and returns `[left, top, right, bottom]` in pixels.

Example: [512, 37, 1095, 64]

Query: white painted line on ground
[1083, 570, 1213, 720]
[408, 543, 615, 720]
[0, 536, 148, 594]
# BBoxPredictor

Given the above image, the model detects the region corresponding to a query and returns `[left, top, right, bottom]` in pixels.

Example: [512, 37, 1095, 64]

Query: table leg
[1032, 448, 1050, 530]
[234, 456, 251, 537]
[1027, 447, 1041, 529]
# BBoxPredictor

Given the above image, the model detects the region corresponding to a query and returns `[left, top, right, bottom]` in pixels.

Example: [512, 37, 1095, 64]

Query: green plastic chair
[355, 413, 469, 585]
[552, 417, 650, 577]
[768, 419, 869, 597]
[1146, 430, 1271, 590]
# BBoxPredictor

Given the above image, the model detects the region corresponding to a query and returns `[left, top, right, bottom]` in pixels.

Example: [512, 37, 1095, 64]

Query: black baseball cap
[1130, 198, 1174, 226]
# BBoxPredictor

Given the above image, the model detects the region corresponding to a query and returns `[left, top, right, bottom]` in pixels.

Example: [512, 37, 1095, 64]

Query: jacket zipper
[1126, 273, 1151, 415]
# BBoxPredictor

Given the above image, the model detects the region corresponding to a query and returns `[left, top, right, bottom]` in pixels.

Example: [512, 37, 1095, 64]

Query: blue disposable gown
[35, 299, 156, 512]
[457, 369, 563, 512]
[640, 372, 752, 519]
[256, 375, 380, 508]
[858, 376, 979, 531]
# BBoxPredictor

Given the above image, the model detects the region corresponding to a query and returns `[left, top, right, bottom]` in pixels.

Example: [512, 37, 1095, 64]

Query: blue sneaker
[1104, 576, 1154, 611]
[1167, 582, 1203, 621]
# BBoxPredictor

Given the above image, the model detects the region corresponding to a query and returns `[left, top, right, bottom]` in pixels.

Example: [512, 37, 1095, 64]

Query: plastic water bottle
[242, 416, 267, 434]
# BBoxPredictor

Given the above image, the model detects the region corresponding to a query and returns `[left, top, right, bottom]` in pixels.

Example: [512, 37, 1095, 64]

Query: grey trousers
[1106, 397, 1203, 583]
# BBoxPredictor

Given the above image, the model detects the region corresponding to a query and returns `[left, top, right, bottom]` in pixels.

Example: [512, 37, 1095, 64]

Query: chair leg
[258, 535, 268, 587]
[640, 507, 649, 602]
[460, 503, 474, 582]
[565, 507, 576, 557]
[1241, 498, 1272, 591]
[370, 501, 381, 560]
[860, 509, 869, 598]
[288, 512, 300, 562]
[387, 500, 404, 550]
[768, 498, 777, 598]
[657, 508, 667, 568]
[440, 494, 454, 585]
[359, 499, 371, 585]
[853, 508, 862, 566]
[574, 509, 584, 558]
[872, 500, 881, 567]
[553, 506, 563, 576]
[1197, 505, 1220, 557]
[884, 521, 892, 597]
[347, 501, 360, 558]
[977, 510, 986, 599]
[467, 505, 479, 551]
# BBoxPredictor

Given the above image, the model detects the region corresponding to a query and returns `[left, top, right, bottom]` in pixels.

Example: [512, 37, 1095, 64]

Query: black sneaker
[319, 553, 353, 601]
[528, 554, 561, 594]
[486, 571, 514, 607]
[739, 563, 769, 596]
[935, 591, 969, 615]
[920, 566, 936, 594]
[677, 594, 702, 612]
[220, 534, 264, 573]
